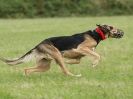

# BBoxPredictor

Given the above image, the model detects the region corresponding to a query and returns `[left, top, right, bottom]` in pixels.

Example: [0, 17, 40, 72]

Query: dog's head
[96, 24, 124, 39]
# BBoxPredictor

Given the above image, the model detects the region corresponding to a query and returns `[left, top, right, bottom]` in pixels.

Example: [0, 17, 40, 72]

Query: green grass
[0, 16, 133, 99]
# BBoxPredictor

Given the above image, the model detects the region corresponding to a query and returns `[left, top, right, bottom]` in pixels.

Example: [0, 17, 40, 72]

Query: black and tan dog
[0, 24, 124, 77]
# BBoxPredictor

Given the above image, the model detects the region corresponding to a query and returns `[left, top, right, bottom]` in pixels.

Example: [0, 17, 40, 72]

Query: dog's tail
[0, 49, 37, 65]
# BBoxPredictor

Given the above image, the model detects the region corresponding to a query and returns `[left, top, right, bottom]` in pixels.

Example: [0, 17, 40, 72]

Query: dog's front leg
[73, 47, 100, 67]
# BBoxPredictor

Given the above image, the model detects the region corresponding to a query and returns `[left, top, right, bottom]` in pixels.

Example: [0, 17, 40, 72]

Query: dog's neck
[95, 28, 106, 40]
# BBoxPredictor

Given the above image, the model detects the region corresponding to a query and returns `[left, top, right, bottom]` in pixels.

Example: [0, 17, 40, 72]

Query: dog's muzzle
[111, 29, 124, 39]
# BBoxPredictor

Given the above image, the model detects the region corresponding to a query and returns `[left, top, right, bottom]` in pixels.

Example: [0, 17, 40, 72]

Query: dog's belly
[63, 50, 84, 59]
[45, 35, 85, 51]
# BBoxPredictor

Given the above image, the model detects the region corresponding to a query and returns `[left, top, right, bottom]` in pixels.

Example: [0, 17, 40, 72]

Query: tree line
[0, 0, 132, 18]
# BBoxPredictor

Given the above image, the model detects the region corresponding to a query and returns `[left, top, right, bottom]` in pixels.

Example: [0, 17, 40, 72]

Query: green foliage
[0, 0, 133, 18]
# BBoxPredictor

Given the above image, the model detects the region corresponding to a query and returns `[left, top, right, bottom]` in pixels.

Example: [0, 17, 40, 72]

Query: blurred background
[0, 0, 133, 18]
[0, 1, 133, 99]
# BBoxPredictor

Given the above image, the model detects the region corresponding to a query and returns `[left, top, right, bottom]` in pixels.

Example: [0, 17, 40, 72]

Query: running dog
[0, 24, 124, 77]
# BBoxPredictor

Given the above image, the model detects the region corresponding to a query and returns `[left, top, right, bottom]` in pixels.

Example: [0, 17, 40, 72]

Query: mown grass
[0, 16, 133, 99]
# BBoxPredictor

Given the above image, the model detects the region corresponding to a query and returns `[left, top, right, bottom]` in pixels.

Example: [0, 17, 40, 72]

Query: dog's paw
[92, 64, 97, 68]
[92, 60, 99, 67]
[75, 74, 82, 77]
[66, 72, 82, 77]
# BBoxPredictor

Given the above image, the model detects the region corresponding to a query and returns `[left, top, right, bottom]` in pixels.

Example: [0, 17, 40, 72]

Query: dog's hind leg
[24, 58, 51, 75]
[65, 58, 81, 64]
[39, 44, 81, 77]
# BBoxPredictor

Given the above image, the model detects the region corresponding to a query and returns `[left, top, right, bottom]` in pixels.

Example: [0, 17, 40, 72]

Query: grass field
[0, 16, 133, 99]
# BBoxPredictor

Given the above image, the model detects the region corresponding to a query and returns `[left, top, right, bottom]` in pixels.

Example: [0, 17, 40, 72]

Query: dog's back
[42, 32, 86, 51]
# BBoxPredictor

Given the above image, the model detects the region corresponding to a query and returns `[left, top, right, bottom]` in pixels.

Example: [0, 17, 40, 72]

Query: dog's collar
[95, 28, 106, 40]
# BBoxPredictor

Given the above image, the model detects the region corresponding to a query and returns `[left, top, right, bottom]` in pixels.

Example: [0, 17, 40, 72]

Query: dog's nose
[118, 33, 121, 36]
[120, 31, 124, 37]
[118, 29, 124, 37]
[122, 31, 124, 36]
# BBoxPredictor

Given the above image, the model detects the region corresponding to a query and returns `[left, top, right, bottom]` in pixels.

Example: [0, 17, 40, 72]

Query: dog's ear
[96, 24, 101, 27]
